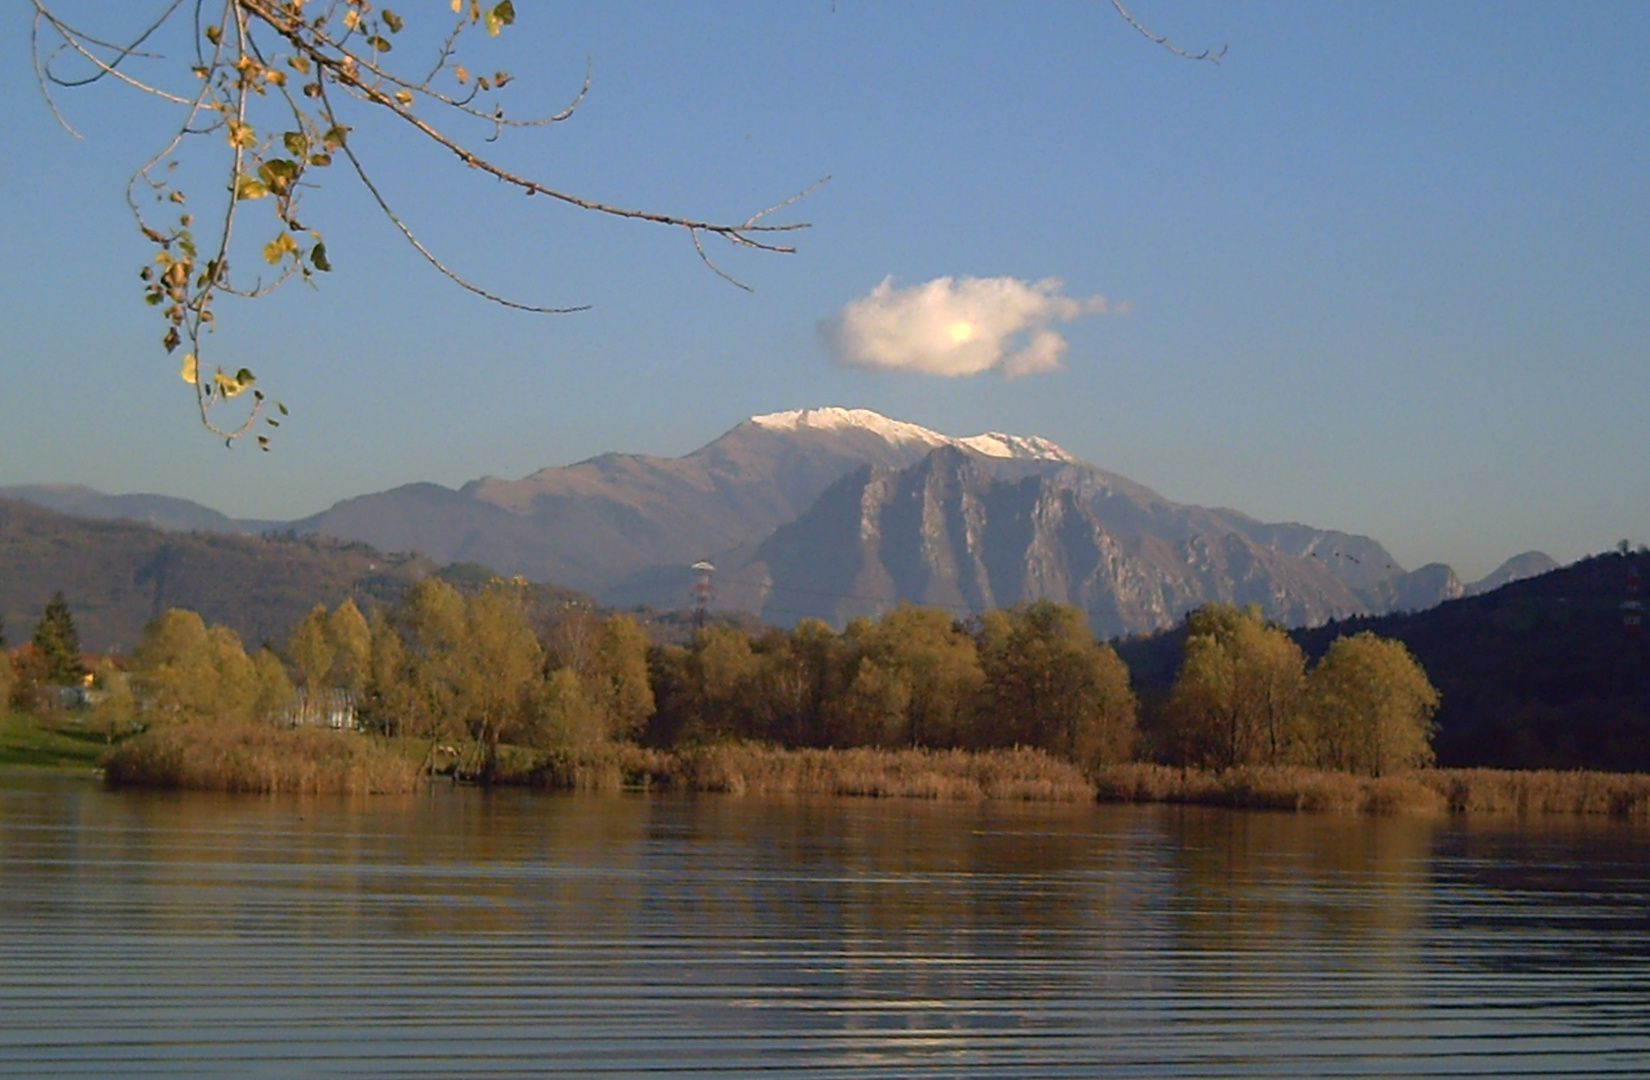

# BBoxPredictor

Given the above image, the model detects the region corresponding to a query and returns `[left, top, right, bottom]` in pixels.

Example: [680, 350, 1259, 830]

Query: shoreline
[43, 716, 1650, 817]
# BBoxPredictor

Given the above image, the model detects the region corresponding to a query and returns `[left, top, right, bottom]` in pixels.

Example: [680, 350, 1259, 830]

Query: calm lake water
[2, 775, 1648, 1078]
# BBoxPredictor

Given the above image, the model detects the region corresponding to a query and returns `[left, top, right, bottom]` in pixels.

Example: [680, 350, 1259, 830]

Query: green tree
[833, 606, 984, 748]
[32, 592, 84, 686]
[835, 652, 912, 747]
[527, 667, 605, 751]
[1164, 604, 1308, 769]
[130, 609, 260, 724]
[974, 601, 1138, 769]
[1306, 632, 1439, 776]
[8, 646, 47, 712]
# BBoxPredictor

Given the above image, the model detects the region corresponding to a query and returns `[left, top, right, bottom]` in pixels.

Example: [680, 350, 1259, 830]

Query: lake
[2, 774, 1648, 1077]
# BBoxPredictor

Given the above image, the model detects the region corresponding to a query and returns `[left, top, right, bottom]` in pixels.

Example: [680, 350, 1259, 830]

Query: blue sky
[2, 1, 1646, 581]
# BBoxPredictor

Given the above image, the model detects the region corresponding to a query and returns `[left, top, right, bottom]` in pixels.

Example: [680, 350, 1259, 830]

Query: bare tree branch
[1110, 0, 1227, 64]
[31, 0, 821, 446]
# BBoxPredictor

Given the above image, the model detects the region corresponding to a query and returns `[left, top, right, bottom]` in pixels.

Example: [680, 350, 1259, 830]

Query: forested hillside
[0, 498, 430, 651]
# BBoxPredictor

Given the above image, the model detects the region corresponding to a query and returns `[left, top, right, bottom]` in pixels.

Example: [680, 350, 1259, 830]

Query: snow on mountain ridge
[750, 407, 1076, 463]
[956, 432, 1079, 462]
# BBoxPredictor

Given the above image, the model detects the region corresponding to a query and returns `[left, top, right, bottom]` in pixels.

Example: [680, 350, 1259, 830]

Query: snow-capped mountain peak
[749, 407, 1077, 463]
[956, 432, 1079, 463]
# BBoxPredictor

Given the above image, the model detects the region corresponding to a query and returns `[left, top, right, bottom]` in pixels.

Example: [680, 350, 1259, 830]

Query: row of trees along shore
[5, 577, 1446, 789]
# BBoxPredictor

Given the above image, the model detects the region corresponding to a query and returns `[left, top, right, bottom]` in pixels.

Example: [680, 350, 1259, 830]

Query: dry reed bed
[103, 721, 422, 794]
[1418, 768, 1650, 816]
[529, 743, 1096, 802]
[1094, 764, 1650, 817]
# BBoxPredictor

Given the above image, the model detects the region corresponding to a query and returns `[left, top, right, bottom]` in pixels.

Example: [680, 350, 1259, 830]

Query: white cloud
[819, 275, 1117, 378]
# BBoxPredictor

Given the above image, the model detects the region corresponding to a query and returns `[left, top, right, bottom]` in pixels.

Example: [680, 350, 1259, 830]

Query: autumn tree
[1164, 604, 1308, 769]
[286, 604, 334, 695]
[648, 624, 759, 745]
[287, 598, 371, 693]
[747, 619, 846, 747]
[1305, 632, 1439, 776]
[389, 576, 471, 741]
[974, 601, 1137, 769]
[29, 0, 817, 444]
[360, 607, 416, 736]
[526, 667, 605, 752]
[457, 584, 543, 773]
[32, 592, 84, 686]
[325, 599, 372, 696]
[251, 647, 298, 722]
[130, 609, 261, 723]
[588, 615, 654, 741]
[834, 606, 984, 748]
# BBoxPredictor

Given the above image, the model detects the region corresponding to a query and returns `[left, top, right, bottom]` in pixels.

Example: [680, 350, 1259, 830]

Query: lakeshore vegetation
[5, 582, 1647, 814]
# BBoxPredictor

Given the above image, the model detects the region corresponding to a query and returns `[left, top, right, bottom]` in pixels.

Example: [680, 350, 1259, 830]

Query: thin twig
[330, 98, 592, 314]
[1109, 0, 1227, 64]
[237, 0, 817, 250]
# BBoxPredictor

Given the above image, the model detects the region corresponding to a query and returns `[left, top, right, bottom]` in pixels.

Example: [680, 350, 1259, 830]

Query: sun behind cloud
[820, 275, 1119, 378]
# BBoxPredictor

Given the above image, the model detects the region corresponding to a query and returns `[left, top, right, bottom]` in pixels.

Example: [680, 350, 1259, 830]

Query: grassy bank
[0, 712, 109, 772]
[1094, 763, 1650, 817]
[517, 742, 1096, 802]
[103, 721, 422, 794]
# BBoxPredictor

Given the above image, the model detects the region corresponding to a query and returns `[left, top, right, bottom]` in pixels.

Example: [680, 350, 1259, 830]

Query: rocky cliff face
[289, 408, 1091, 596]
[1367, 563, 1466, 614]
[728, 448, 1367, 638]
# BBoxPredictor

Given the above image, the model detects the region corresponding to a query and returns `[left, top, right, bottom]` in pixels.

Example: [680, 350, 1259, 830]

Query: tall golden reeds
[103, 721, 422, 794]
[1094, 763, 1650, 816]
[527, 742, 1095, 802]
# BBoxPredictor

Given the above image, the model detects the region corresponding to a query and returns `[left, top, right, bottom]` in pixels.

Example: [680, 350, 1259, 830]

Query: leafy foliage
[650, 600, 1134, 771]
[973, 602, 1138, 768]
[1163, 604, 1307, 769]
[1156, 604, 1435, 776]
[31, 591, 85, 686]
[131, 608, 268, 724]
[1304, 632, 1438, 776]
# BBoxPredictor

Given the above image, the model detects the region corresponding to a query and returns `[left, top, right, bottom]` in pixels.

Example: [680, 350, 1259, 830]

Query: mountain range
[1, 406, 1555, 638]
